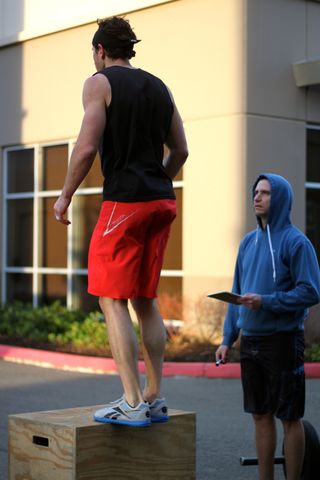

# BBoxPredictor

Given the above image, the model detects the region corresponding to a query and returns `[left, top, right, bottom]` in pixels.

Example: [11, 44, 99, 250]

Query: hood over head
[253, 173, 293, 231]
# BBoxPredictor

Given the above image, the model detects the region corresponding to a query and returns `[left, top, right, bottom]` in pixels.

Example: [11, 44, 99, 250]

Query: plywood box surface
[8, 405, 196, 479]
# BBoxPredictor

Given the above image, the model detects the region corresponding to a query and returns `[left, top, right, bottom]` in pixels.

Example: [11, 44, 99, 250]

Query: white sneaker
[94, 397, 151, 427]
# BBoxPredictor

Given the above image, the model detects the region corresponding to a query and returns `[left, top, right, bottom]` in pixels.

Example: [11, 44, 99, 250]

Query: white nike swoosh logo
[103, 211, 137, 237]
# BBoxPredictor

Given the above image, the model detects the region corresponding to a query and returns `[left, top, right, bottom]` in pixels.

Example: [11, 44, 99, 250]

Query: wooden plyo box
[8, 406, 196, 480]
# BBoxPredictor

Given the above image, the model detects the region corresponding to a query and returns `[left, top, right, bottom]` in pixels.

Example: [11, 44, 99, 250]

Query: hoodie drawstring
[255, 225, 259, 244]
[266, 224, 276, 282]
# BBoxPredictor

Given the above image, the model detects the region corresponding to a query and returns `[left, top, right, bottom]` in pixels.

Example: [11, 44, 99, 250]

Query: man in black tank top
[54, 16, 188, 426]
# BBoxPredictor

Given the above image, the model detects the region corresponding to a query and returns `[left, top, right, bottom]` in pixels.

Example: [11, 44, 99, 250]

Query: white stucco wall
[0, 0, 175, 46]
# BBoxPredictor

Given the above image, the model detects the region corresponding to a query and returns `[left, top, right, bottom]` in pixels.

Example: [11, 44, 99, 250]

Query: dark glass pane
[39, 197, 67, 268]
[306, 189, 320, 263]
[79, 153, 104, 188]
[42, 145, 68, 190]
[72, 275, 99, 312]
[307, 129, 320, 183]
[7, 149, 34, 193]
[6, 273, 33, 303]
[38, 274, 67, 305]
[157, 276, 182, 319]
[72, 194, 101, 269]
[7, 199, 33, 266]
[163, 188, 182, 270]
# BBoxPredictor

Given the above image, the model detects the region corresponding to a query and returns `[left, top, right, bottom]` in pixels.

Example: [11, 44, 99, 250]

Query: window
[2, 142, 103, 310]
[2, 142, 183, 310]
[159, 145, 183, 301]
[306, 126, 320, 262]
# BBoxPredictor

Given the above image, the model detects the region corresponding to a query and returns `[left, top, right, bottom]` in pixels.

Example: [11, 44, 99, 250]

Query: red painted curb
[0, 344, 320, 378]
[303, 362, 320, 378]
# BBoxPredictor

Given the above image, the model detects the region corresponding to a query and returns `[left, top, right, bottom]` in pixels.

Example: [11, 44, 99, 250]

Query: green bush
[1, 300, 319, 362]
[48, 312, 108, 350]
[0, 301, 142, 353]
[305, 344, 320, 362]
[0, 301, 86, 341]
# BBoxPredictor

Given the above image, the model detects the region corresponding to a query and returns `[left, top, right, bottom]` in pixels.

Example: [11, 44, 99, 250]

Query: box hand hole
[32, 435, 49, 447]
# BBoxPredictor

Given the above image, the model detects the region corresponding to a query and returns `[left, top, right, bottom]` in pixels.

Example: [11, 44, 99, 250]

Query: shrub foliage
[0, 299, 319, 361]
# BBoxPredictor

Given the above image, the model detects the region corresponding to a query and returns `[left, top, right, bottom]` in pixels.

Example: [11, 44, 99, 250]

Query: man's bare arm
[163, 91, 188, 179]
[54, 75, 108, 224]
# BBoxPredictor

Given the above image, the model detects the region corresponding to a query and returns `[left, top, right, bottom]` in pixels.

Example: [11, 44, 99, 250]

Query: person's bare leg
[131, 297, 166, 402]
[99, 297, 144, 407]
[253, 413, 277, 480]
[282, 419, 305, 480]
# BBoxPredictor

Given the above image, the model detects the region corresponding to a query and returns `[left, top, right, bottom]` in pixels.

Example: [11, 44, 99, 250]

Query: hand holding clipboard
[207, 291, 242, 305]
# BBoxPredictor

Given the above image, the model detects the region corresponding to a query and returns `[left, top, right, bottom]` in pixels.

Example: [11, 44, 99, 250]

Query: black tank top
[95, 66, 175, 202]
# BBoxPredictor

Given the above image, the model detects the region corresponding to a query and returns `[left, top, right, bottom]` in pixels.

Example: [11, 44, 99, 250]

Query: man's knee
[99, 296, 128, 313]
[253, 413, 274, 426]
[131, 297, 157, 317]
[281, 418, 303, 435]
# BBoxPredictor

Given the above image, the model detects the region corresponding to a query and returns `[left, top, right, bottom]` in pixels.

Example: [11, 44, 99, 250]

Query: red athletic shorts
[88, 199, 176, 298]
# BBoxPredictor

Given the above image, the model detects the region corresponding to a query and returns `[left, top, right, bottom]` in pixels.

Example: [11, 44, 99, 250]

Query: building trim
[0, 0, 177, 48]
[292, 59, 320, 87]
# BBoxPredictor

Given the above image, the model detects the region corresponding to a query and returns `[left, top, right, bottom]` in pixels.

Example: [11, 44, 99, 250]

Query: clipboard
[207, 291, 242, 305]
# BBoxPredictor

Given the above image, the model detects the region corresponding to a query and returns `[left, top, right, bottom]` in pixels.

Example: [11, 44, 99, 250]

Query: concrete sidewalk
[1, 359, 320, 480]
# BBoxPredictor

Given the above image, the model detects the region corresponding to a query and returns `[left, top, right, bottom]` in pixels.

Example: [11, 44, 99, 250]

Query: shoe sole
[151, 416, 169, 423]
[93, 415, 151, 427]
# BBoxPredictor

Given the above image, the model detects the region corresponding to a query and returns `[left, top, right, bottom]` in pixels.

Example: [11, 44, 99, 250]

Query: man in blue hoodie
[216, 173, 320, 480]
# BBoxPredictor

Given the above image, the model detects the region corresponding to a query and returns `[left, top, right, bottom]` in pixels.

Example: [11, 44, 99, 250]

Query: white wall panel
[0, 0, 175, 46]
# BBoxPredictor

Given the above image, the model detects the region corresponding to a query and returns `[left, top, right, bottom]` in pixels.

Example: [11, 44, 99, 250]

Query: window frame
[306, 124, 320, 263]
[306, 124, 320, 190]
[2, 141, 184, 308]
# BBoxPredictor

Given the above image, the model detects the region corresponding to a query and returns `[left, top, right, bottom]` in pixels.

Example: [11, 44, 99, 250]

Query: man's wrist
[260, 294, 272, 310]
[60, 191, 72, 202]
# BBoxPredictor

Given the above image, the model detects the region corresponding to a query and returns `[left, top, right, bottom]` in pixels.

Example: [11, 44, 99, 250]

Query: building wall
[1, 0, 320, 306]
[245, 0, 320, 234]
[306, 1, 320, 123]
[0, 0, 174, 45]
[0, 0, 248, 302]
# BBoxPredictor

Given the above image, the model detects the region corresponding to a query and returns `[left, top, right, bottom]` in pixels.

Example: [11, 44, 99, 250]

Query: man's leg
[99, 297, 144, 407]
[131, 297, 166, 402]
[252, 413, 277, 480]
[281, 419, 305, 480]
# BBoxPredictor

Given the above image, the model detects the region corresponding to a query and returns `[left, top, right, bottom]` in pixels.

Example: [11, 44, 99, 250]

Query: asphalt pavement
[1, 359, 320, 480]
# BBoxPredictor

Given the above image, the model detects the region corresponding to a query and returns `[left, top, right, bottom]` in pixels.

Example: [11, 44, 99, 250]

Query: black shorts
[240, 332, 305, 420]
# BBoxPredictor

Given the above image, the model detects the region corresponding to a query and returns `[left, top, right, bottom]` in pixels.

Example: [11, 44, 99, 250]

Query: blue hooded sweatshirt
[223, 173, 320, 347]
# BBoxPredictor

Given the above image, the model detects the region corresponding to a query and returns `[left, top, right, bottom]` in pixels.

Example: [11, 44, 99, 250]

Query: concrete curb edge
[1, 344, 319, 378]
